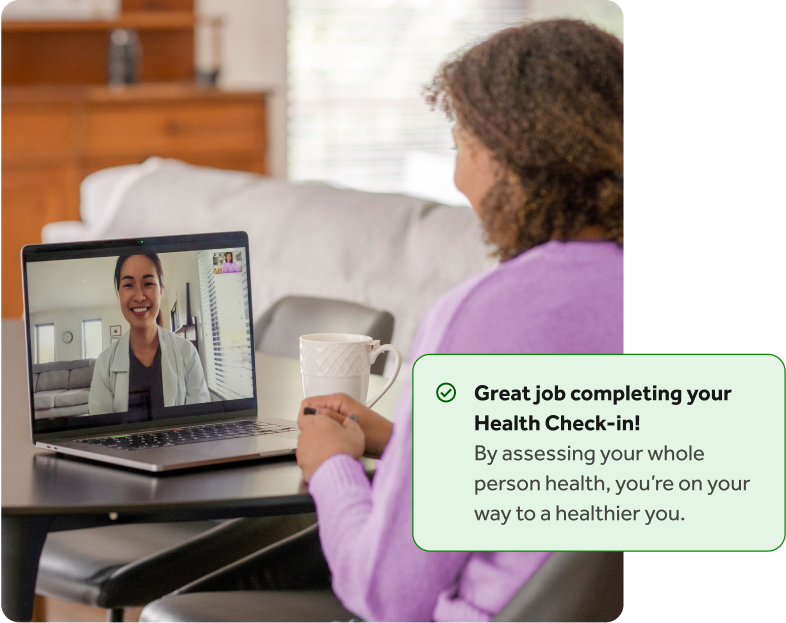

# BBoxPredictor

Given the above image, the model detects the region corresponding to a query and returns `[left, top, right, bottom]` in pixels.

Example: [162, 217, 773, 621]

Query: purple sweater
[308, 241, 623, 621]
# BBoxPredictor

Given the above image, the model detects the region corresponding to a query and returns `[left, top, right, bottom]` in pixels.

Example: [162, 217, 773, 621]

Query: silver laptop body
[23, 232, 298, 472]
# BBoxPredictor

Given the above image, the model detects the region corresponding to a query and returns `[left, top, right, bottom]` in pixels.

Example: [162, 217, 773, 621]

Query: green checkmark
[436, 382, 456, 403]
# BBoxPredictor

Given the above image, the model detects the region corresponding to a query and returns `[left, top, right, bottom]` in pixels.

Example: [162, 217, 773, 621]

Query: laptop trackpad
[189, 434, 298, 459]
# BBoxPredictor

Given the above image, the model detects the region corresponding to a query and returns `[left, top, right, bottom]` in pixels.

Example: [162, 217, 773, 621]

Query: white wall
[30, 306, 128, 362]
[196, 0, 288, 179]
[26, 256, 118, 314]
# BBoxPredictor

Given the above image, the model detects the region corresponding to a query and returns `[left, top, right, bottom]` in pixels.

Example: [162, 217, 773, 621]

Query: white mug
[299, 333, 402, 408]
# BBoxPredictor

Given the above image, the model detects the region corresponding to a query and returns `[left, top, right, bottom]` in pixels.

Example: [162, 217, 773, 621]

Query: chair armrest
[173, 522, 330, 595]
[493, 551, 623, 622]
[98, 514, 316, 607]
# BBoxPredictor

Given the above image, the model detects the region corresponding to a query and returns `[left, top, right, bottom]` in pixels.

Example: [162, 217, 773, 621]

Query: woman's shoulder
[415, 241, 623, 355]
[98, 333, 126, 360]
[94, 335, 125, 375]
[460, 240, 621, 303]
[96, 340, 116, 361]
[431, 240, 618, 309]
[94, 346, 110, 372]
[159, 327, 199, 356]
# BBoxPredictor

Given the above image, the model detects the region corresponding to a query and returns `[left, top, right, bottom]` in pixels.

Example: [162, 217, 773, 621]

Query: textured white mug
[299, 333, 402, 407]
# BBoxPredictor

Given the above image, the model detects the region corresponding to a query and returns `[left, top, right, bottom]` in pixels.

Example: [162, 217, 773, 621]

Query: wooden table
[1, 320, 402, 621]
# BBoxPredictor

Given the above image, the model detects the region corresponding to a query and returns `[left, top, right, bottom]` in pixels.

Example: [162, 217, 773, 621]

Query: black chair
[36, 515, 317, 622]
[493, 551, 623, 622]
[35, 296, 395, 622]
[139, 525, 623, 622]
[139, 524, 355, 622]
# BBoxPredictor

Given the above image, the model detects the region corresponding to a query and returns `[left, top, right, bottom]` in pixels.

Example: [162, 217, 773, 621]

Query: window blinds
[35, 323, 55, 364]
[82, 319, 103, 359]
[288, 0, 531, 200]
[198, 251, 254, 400]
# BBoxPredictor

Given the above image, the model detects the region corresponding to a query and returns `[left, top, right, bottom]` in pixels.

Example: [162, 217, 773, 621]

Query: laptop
[22, 231, 299, 472]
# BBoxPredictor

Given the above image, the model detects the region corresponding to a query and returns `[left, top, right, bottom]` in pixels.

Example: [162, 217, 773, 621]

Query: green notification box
[412, 355, 785, 552]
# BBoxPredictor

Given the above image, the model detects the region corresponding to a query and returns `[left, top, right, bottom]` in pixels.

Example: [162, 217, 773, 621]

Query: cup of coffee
[299, 333, 402, 408]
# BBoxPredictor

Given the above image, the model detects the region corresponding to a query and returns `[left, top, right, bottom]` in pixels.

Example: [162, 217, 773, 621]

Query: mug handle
[366, 343, 402, 408]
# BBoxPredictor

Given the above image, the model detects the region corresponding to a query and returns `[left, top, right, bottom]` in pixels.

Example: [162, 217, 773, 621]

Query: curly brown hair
[424, 19, 623, 261]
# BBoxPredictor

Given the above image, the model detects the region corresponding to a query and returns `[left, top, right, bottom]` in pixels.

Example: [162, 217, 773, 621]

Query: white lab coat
[88, 326, 210, 415]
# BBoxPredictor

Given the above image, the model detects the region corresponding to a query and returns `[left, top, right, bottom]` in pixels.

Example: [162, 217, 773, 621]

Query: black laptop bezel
[22, 231, 258, 442]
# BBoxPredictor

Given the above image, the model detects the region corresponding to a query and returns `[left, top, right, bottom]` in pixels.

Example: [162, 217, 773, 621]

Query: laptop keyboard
[76, 420, 297, 452]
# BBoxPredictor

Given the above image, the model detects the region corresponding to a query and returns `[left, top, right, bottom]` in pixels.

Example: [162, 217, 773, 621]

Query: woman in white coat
[89, 253, 210, 415]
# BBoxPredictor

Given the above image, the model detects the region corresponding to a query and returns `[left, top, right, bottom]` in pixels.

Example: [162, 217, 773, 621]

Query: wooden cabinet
[1, 0, 267, 318]
[2, 84, 268, 318]
[1, 14, 196, 85]
[85, 101, 263, 158]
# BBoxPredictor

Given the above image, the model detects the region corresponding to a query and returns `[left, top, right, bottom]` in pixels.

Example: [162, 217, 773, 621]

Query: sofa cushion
[34, 404, 90, 419]
[68, 366, 95, 389]
[36, 370, 70, 392]
[33, 373, 39, 392]
[33, 361, 67, 374]
[54, 389, 90, 408]
[34, 389, 67, 410]
[33, 359, 92, 374]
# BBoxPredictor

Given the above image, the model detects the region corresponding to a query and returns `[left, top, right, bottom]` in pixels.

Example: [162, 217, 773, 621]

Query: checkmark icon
[436, 382, 456, 403]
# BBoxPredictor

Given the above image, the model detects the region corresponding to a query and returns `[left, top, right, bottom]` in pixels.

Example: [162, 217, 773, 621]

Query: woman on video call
[295, 20, 623, 622]
[89, 253, 210, 415]
[221, 251, 241, 273]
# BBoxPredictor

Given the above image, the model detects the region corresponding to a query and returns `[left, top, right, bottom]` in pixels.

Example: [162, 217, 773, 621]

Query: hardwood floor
[34, 596, 143, 622]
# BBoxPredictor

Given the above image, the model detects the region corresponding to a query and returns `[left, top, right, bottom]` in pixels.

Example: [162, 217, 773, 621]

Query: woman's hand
[296, 414, 364, 482]
[298, 393, 393, 459]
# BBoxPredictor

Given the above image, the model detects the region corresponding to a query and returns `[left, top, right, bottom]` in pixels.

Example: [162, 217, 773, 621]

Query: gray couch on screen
[33, 359, 95, 419]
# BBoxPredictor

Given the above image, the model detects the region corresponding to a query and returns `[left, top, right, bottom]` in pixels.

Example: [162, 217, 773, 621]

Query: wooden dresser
[2, 85, 268, 318]
[1, 1, 268, 318]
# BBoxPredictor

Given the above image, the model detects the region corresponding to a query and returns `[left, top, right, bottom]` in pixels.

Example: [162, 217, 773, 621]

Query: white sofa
[42, 158, 496, 372]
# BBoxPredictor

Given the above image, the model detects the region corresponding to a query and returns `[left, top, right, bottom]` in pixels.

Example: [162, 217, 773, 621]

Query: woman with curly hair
[294, 19, 623, 622]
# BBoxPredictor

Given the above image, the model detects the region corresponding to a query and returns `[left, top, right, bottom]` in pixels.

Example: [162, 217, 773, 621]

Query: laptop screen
[23, 233, 256, 436]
